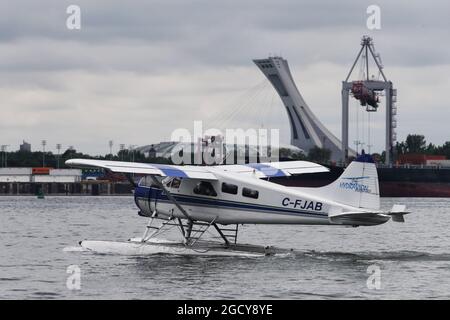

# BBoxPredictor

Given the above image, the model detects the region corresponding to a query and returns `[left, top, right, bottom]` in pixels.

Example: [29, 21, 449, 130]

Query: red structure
[351, 81, 379, 109]
[32, 167, 53, 175]
[398, 154, 445, 165]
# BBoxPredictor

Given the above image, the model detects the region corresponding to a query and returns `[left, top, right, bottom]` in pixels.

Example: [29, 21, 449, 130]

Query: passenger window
[222, 182, 238, 195]
[162, 177, 181, 189]
[242, 187, 259, 199]
[193, 181, 217, 197]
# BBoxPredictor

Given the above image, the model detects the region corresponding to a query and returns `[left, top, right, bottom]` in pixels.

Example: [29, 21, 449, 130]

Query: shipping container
[32, 167, 52, 175]
[0, 167, 32, 175]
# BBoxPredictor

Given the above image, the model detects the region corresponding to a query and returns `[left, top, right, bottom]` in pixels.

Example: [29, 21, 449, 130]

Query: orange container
[32, 167, 52, 175]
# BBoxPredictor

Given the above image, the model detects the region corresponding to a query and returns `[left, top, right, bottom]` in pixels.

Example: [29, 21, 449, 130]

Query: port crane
[341, 36, 398, 165]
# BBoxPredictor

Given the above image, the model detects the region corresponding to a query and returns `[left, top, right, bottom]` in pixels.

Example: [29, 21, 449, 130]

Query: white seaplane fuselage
[134, 167, 389, 227]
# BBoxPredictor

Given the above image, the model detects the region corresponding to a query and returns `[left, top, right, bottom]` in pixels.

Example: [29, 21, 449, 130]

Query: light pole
[108, 140, 113, 159]
[56, 144, 62, 169]
[42, 140, 47, 167]
[129, 145, 137, 162]
[353, 140, 365, 156]
[119, 144, 125, 161]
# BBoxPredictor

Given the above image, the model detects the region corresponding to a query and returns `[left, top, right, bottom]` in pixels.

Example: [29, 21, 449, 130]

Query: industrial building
[0, 167, 82, 183]
[19, 140, 31, 152]
[0, 167, 133, 195]
[0, 167, 81, 195]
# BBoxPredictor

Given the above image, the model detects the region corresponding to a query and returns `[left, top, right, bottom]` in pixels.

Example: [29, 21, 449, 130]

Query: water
[1, 196, 450, 299]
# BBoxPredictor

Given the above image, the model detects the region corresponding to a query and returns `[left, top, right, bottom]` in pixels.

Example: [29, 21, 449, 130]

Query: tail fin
[319, 153, 380, 210]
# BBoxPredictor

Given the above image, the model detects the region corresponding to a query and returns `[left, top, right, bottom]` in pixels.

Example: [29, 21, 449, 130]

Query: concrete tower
[254, 57, 352, 162]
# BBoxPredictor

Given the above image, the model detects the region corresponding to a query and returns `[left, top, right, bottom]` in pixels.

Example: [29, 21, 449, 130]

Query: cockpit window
[162, 177, 181, 189]
[163, 177, 173, 187]
[193, 181, 217, 197]
[139, 176, 157, 187]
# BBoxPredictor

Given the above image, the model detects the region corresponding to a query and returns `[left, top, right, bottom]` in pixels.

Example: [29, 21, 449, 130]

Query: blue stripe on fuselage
[134, 186, 327, 217]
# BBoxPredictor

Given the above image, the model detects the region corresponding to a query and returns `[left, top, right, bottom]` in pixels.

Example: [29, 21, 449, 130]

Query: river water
[1, 196, 449, 299]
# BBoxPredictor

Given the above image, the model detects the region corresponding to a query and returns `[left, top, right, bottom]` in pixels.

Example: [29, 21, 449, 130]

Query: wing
[65, 159, 328, 180]
[213, 161, 329, 178]
[65, 159, 217, 180]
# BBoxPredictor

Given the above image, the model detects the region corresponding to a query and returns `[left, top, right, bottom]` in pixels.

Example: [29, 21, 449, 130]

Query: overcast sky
[1, 0, 449, 155]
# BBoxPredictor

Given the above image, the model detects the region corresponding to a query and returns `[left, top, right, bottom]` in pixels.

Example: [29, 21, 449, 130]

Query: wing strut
[148, 175, 193, 222]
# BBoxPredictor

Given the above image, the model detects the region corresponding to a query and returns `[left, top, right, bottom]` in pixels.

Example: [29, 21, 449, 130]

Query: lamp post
[119, 144, 125, 161]
[354, 140, 365, 156]
[108, 140, 113, 159]
[129, 145, 137, 162]
[42, 140, 47, 167]
[56, 144, 62, 169]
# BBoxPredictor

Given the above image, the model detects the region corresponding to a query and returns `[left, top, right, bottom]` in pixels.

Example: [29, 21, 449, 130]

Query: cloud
[0, 0, 449, 154]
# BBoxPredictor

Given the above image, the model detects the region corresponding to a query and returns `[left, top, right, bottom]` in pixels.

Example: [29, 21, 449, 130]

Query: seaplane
[65, 152, 409, 257]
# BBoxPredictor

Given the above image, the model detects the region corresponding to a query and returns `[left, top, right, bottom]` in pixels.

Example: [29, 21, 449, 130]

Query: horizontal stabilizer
[328, 210, 390, 226]
[387, 204, 410, 223]
[329, 211, 379, 218]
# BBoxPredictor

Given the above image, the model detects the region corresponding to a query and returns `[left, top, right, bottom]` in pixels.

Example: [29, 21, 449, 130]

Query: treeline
[395, 134, 450, 158]
[2, 134, 448, 168]
[1, 149, 171, 168]
[279, 134, 450, 164]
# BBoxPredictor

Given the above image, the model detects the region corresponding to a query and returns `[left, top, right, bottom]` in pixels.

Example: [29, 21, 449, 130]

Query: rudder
[319, 153, 380, 210]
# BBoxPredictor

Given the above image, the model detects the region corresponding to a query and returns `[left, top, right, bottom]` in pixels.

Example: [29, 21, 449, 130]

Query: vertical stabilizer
[317, 153, 380, 210]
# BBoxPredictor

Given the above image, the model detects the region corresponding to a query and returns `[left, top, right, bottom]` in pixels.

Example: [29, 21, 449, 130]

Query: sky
[1, 0, 449, 155]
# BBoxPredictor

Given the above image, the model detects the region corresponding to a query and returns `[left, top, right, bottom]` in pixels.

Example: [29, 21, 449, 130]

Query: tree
[395, 141, 407, 155]
[438, 141, 450, 159]
[425, 142, 437, 155]
[279, 147, 306, 161]
[405, 134, 426, 153]
[307, 147, 331, 164]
